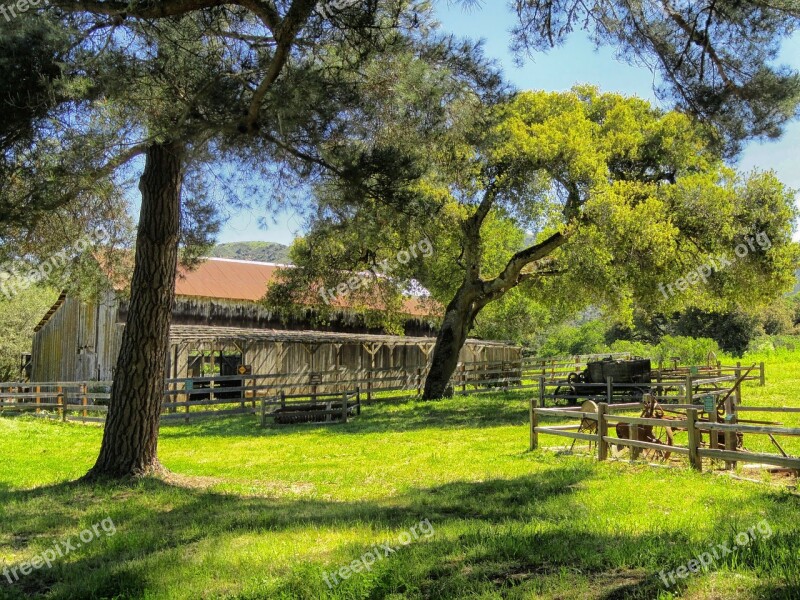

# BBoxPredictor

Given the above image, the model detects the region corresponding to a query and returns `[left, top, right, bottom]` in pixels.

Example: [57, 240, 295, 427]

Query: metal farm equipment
[554, 358, 652, 405]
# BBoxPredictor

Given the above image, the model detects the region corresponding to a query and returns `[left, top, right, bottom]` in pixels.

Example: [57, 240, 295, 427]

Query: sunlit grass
[1, 362, 799, 599]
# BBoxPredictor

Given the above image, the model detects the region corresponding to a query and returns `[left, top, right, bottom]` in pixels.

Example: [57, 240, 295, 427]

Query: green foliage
[655, 335, 721, 366]
[534, 320, 721, 365]
[0, 285, 58, 381]
[280, 86, 798, 348]
[672, 308, 761, 357]
[535, 320, 610, 357]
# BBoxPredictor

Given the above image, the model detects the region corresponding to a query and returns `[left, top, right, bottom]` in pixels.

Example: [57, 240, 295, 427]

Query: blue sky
[217, 2, 800, 246]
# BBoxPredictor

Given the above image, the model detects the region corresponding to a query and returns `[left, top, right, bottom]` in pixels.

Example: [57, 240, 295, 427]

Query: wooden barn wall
[167, 338, 521, 394]
[31, 291, 121, 382]
[33, 293, 519, 386]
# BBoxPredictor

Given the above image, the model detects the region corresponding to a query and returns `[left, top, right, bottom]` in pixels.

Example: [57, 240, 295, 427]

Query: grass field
[1, 353, 799, 599]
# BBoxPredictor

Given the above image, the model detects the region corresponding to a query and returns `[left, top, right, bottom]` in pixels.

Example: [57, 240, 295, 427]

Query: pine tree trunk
[85, 141, 183, 479]
[423, 293, 476, 400]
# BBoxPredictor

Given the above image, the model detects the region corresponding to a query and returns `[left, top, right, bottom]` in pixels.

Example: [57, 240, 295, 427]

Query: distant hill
[210, 241, 292, 264]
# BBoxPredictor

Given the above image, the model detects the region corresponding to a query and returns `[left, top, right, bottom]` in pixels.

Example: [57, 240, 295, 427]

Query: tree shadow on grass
[0, 465, 586, 599]
[1, 466, 799, 599]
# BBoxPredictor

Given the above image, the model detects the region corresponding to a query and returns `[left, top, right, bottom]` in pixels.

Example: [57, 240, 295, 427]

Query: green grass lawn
[1, 357, 799, 599]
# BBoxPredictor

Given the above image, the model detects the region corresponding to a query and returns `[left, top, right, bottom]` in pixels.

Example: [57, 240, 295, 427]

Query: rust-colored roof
[175, 258, 283, 302]
[175, 258, 436, 318]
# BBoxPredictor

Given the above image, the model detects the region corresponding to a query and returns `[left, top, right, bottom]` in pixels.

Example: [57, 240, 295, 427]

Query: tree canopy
[269, 86, 799, 397]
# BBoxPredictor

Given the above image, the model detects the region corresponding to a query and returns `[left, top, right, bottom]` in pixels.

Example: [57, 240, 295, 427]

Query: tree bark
[85, 141, 183, 479]
[421, 231, 568, 400]
[423, 289, 477, 400]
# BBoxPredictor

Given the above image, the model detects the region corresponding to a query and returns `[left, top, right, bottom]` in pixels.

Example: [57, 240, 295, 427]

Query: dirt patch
[158, 472, 226, 490]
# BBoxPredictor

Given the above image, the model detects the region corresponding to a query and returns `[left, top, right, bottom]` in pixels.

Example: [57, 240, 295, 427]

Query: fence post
[59, 387, 67, 422]
[260, 396, 267, 428]
[708, 404, 719, 451]
[597, 402, 608, 461]
[530, 396, 538, 451]
[460, 363, 467, 394]
[416, 368, 422, 397]
[81, 383, 88, 418]
[630, 415, 640, 461]
[606, 376, 613, 405]
[687, 408, 702, 472]
[723, 396, 737, 470]
[35, 385, 41, 414]
[341, 392, 348, 423]
[759, 361, 765, 386]
[356, 387, 361, 415]
[685, 375, 693, 405]
[367, 361, 373, 402]
[538, 376, 545, 409]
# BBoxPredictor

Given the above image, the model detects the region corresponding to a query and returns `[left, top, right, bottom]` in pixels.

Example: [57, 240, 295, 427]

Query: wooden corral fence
[0, 380, 275, 425]
[1, 354, 639, 423]
[530, 366, 800, 473]
[0, 354, 541, 425]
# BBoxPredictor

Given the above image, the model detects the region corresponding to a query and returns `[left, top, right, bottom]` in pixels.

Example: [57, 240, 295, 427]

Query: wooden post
[81, 383, 88, 418]
[530, 396, 538, 451]
[606, 376, 613, 405]
[685, 375, 693, 405]
[35, 385, 41, 414]
[708, 404, 719, 450]
[260, 396, 267, 428]
[538, 376, 545, 409]
[630, 416, 640, 461]
[356, 387, 361, 415]
[687, 408, 702, 471]
[341, 392, 348, 423]
[597, 402, 608, 461]
[717, 360, 722, 377]
[416, 367, 422, 397]
[367, 348, 375, 402]
[57, 386, 66, 422]
[460, 363, 467, 394]
[281, 391, 286, 410]
[759, 361, 765, 386]
[724, 396, 737, 470]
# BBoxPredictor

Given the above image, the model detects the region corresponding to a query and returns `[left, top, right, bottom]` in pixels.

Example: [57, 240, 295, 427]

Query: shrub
[655, 335, 721, 366]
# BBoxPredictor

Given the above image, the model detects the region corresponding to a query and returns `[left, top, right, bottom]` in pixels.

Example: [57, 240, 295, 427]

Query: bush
[654, 335, 721, 365]
[535, 320, 609, 357]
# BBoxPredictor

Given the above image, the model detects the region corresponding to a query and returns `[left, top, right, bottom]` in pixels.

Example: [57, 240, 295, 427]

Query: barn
[30, 258, 520, 387]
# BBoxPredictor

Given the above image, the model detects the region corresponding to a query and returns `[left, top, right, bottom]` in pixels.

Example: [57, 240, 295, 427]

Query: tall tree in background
[272, 88, 798, 398]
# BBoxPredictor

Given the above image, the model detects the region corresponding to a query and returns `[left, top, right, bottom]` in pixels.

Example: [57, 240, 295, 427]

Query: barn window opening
[187, 351, 243, 378]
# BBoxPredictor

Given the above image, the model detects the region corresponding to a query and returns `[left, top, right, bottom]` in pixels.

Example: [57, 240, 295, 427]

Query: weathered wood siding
[33, 292, 520, 385]
[31, 291, 122, 382]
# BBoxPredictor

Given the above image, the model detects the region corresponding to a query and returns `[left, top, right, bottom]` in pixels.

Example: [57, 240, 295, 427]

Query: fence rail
[530, 372, 800, 473]
[0, 355, 766, 427]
